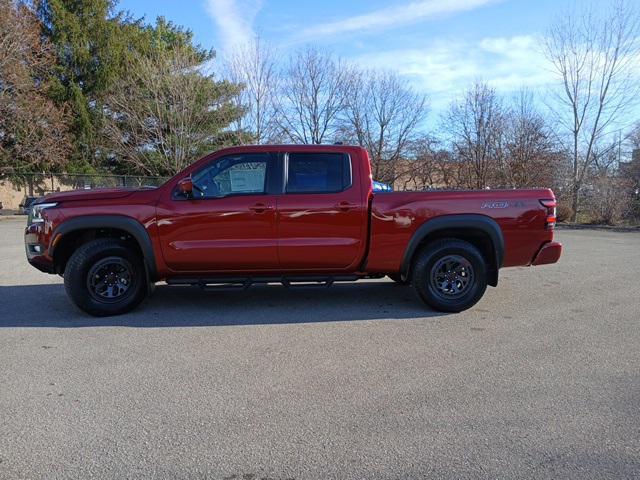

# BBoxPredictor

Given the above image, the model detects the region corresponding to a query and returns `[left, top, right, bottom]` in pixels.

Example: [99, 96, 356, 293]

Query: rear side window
[286, 153, 352, 194]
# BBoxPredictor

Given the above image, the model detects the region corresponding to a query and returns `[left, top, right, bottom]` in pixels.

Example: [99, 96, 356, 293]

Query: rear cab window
[286, 152, 352, 194]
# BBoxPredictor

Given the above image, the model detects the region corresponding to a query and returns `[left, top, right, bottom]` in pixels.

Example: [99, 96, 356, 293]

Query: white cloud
[351, 34, 552, 111]
[205, 0, 263, 52]
[478, 35, 537, 55]
[297, 0, 501, 40]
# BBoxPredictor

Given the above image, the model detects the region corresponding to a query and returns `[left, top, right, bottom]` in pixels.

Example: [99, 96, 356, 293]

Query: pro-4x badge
[481, 201, 509, 209]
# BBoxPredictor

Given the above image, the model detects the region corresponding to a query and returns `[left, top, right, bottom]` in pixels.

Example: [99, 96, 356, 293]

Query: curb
[556, 223, 640, 233]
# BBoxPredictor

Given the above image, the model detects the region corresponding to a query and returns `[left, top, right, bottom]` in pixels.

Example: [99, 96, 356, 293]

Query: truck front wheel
[387, 273, 409, 285]
[411, 238, 487, 313]
[64, 239, 148, 317]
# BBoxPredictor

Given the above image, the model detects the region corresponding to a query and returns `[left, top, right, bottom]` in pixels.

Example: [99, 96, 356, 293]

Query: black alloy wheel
[64, 239, 148, 316]
[428, 254, 474, 300]
[412, 238, 488, 312]
[86, 257, 135, 303]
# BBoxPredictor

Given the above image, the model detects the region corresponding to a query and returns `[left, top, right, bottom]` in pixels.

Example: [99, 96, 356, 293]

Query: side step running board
[166, 275, 361, 291]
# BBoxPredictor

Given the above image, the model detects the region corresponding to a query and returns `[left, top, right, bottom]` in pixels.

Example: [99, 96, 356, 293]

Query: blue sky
[117, 0, 621, 113]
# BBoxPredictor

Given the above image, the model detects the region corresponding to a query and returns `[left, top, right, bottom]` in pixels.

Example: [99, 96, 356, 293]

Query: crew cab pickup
[25, 145, 562, 316]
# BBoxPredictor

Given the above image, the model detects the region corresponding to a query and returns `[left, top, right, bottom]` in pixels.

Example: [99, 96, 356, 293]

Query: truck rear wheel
[64, 239, 148, 317]
[411, 238, 487, 313]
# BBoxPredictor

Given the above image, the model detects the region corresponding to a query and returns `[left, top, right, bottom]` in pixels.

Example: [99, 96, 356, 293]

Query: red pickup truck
[25, 145, 562, 317]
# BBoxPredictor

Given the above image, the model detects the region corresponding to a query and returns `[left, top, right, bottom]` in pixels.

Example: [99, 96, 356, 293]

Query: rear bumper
[531, 241, 562, 266]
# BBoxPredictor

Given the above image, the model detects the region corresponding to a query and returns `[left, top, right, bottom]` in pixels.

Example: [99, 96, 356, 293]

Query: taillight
[539, 199, 557, 230]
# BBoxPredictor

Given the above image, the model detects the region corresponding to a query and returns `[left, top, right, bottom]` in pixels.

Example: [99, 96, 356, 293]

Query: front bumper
[531, 241, 562, 266]
[25, 223, 55, 273]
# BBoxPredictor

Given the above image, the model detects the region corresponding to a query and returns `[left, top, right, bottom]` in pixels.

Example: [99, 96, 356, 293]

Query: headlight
[28, 203, 58, 224]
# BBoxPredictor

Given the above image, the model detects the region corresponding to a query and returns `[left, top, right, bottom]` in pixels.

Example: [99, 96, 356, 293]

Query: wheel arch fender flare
[50, 215, 158, 281]
[400, 214, 505, 284]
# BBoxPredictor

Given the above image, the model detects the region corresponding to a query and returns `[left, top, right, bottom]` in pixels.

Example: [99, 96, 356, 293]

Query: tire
[388, 273, 409, 285]
[411, 238, 487, 313]
[64, 239, 148, 317]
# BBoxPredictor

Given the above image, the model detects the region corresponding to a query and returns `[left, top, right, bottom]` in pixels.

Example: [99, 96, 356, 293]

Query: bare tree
[442, 82, 505, 189]
[630, 123, 640, 151]
[275, 47, 349, 144]
[396, 136, 443, 190]
[501, 90, 562, 188]
[543, 0, 640, 221]
[225, 37, 280, 144]
[584, 174, 635, 225]
[0, 0, 70, 176]
[433, 149, 461, 189]
[589, 134, 627, 177]
[626, 123, 640, 185]
[342, 69, 428, 185]
[102, 45, 243, 176]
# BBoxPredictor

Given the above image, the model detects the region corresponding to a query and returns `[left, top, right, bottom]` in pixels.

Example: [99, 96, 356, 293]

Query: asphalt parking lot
[0, 216, 639, 479]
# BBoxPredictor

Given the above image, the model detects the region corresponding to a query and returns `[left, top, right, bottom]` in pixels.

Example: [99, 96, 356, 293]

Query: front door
[276, 151, 366, 271]
[157, 152, 279, 273]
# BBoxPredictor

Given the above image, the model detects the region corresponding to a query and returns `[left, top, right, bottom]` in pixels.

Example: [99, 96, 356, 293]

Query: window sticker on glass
[229, 168, 265, 192]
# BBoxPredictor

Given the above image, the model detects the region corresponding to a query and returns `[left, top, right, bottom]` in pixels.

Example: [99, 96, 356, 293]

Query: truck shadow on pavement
[0, 281, 446, 327]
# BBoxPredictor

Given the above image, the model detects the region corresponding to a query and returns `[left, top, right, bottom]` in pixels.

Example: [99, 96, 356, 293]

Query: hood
[40, 186, 156, 204]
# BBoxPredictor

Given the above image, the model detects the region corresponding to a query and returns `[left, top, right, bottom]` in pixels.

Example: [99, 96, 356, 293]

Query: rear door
[156, 152, 279, 272]
[276, 151, 366, 270]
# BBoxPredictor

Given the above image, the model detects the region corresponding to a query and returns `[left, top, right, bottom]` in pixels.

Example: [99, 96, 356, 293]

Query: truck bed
[366, 188, 555, 272]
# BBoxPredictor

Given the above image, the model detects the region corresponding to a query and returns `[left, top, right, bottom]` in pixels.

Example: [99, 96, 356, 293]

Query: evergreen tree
[35, 0, 216, 173]
[102, 43, 244, 176]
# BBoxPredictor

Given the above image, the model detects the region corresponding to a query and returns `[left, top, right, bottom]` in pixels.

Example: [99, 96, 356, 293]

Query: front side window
[286, 153, 351, 194]
[190, 154, 269, 198]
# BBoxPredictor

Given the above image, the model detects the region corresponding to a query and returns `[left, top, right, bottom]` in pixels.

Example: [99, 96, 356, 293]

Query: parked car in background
[372, 181, 392, 192]
[25, 144, 562, 317]
[19, 196, 40, 215]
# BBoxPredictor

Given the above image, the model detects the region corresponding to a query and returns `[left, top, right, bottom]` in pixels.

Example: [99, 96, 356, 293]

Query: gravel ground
[0, 217, 639, 479]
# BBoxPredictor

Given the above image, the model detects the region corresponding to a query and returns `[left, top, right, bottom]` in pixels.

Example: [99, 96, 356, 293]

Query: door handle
[335, 201, 358, 211]
[249, 203, 273, 213]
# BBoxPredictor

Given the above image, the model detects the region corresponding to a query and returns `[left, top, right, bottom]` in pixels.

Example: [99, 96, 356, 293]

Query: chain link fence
[0, 173, 169, 211]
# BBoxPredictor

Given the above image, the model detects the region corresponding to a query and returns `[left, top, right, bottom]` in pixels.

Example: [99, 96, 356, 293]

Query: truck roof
[205, 144, 367, 155]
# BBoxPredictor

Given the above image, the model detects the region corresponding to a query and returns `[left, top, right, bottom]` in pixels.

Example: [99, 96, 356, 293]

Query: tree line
[1, 0, 639, 223]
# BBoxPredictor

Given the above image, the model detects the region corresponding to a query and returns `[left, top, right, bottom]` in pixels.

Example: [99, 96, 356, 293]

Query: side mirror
[178, 177, 193, 197]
